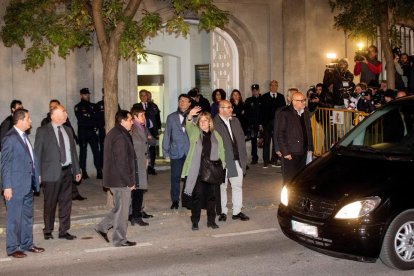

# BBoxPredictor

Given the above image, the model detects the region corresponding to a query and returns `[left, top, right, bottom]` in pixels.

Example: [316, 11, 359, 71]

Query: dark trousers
[98, 127, 105, 168]
[250, 136, 258, 162]
[191, 178, 216, 224]
[42, 166, 73, 236]
[281, 153, 307, 184]
[170, 156, 186, 202]
[263, 123, 278, 165]
[131, 189, 144, 218]
[148, 145, 156, 169]
[5, 189, 34, 254]
[78, 129, 101, 172]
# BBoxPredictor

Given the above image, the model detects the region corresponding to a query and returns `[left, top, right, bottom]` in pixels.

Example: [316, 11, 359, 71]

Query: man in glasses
[214, 100, 249, 222]
[276, 92, 313, 183]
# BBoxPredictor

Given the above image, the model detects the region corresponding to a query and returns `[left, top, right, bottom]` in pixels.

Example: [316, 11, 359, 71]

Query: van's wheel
[380, 210, 414, 270]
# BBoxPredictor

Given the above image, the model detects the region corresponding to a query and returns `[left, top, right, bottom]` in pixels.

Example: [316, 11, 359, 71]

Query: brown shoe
[8, 251, 27, 258]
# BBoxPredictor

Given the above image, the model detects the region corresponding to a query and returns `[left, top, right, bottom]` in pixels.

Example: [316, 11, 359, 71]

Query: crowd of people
[3, 52, 410, 255]
[310, 45, 412, 115]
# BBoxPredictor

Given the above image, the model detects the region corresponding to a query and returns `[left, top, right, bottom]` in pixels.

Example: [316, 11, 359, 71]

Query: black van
[277, 96, 414, 270]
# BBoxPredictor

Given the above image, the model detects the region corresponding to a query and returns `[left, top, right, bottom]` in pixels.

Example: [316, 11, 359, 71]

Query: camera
[360, 88, 372, 97]
[354, 48, 368, 62]
[325, 58, 339, 71]
[340, 87, 356, 99]
[307, 86, 318, 100]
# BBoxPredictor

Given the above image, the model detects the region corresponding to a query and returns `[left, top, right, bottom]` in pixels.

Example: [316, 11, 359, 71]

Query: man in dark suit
[214, 100, 249, 222]
[34, 105, 82, 241]
[132, 89, 161, 175]
[1, 109, 45, 258]
[277, 92, 313, 183]
[95, 110, 137, 247]
[259, 80, 286, 168]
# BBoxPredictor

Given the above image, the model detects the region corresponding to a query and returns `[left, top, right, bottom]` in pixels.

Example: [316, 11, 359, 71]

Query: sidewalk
[0, 163, 282, 235]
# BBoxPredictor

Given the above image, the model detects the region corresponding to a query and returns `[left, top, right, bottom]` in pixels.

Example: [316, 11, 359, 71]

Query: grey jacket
[213, 115, 247, 177]
[131, 123, 151, 190]
[34, 123, 80, 182]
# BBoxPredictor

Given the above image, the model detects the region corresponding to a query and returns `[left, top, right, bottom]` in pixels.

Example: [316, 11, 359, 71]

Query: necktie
[23, 133, 35, 175]
[57, 126, 67, 164]
[144, 103, 147, 110]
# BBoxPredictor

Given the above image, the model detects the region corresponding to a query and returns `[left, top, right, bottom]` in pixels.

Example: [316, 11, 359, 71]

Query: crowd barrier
[310, 107, 370, 156]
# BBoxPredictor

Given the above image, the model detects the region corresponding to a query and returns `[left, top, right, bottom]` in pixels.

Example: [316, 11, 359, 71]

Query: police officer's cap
[80, 88, 90, 95]
[251, 84, 259, 90]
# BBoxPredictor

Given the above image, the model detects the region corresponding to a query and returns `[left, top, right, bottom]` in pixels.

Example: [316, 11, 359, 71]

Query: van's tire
[380, 210, 414, 270]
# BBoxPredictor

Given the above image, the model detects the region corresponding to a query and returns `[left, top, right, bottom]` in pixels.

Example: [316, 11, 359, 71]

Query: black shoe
[218, 213, 227, 221]
[251, 160, 258, 165]
[232, 212, 250, 221]
[44, 233, 54, 240]
[192, 223, 199, 231]
[97, 170, 103, 179]
[58, 232, 77, 240]
[207, 222, 219, 229]
[133, 218, 149, 226]
[170, 201, 179, 210]
[94, 228, 109, 243]
[142, 211, 153, 219]
[147, 167, 157, 175]
[82, 172, 89, 180]
[120, 241, 136, 247]
[72, 195, 87, 201]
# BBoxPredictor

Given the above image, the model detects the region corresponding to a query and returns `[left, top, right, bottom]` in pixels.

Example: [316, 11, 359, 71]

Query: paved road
[0, 206, 410, 275]
[0, 165, 411, 275]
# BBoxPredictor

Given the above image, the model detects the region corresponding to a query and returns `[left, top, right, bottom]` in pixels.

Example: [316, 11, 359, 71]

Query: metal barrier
[311, 107, 370, 156]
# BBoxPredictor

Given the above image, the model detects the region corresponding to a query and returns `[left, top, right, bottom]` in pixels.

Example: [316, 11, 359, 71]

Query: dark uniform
[244, 85, 262, 164]
[74, 88, 102, 179]
[95, 99, 105, 170]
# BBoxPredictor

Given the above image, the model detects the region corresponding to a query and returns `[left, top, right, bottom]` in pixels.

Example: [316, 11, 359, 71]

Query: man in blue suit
[162, 94, 191, 209]
[1, 109, 45, 258]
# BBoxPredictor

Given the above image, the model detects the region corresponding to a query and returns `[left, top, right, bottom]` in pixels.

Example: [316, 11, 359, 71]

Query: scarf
[184, 131, 219, 196]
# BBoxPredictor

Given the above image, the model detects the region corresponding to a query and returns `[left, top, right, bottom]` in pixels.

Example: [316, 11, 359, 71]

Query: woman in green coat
[182, 106, 226, 231]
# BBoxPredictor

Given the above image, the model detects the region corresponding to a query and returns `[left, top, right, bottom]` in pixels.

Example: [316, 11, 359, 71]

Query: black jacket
[277, 105, 313, 156]
[103, 124, 136, 188]
[260, 92, 286, 126]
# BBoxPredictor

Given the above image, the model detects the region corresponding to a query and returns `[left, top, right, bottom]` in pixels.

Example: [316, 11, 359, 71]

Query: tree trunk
[379, 4, 395, 89]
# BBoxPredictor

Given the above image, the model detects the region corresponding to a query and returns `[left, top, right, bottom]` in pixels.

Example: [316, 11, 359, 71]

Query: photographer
[357, 89, 375, 113]
[354, 45, 382, 86]
[323, 58, 354, 107]
[308, 83, 334, 113]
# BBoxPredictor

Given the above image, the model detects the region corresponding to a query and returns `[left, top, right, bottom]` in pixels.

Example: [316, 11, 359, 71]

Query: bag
[200, 158, 225, 185]
[257, 130, 264, 148]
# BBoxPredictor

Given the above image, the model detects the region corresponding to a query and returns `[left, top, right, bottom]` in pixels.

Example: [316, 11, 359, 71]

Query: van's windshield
[338, 102, 414, 155]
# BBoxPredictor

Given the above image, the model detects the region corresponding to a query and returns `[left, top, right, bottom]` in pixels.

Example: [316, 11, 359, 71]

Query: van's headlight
[334, 197, 381, 219]
[281, 185, 288, 206]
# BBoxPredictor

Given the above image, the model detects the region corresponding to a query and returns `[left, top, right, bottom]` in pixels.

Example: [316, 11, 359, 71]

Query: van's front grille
[290, 192, 337, 219]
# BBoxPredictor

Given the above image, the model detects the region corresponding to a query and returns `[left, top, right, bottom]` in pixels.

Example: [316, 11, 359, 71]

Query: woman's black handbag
[200, 159, 225, 185]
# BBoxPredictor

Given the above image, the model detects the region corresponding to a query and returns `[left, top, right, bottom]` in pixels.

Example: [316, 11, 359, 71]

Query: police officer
[74, 88, 102, 179]
[95, 89, 106, 171]
[244, 84, 262, 164]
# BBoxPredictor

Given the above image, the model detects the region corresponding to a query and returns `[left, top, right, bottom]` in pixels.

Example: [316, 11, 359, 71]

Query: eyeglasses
[293, 99, 306, 103]
[220, 106, 233, 109]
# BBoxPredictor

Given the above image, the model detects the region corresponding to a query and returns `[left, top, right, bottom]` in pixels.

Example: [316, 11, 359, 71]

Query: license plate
[291, 220, 318, 237]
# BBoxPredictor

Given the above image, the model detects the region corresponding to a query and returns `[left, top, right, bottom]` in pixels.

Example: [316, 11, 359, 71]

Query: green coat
[181, 121, 226, 178]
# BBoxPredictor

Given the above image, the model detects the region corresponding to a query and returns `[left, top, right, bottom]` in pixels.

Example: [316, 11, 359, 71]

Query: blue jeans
[170, 156, 186, 202]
